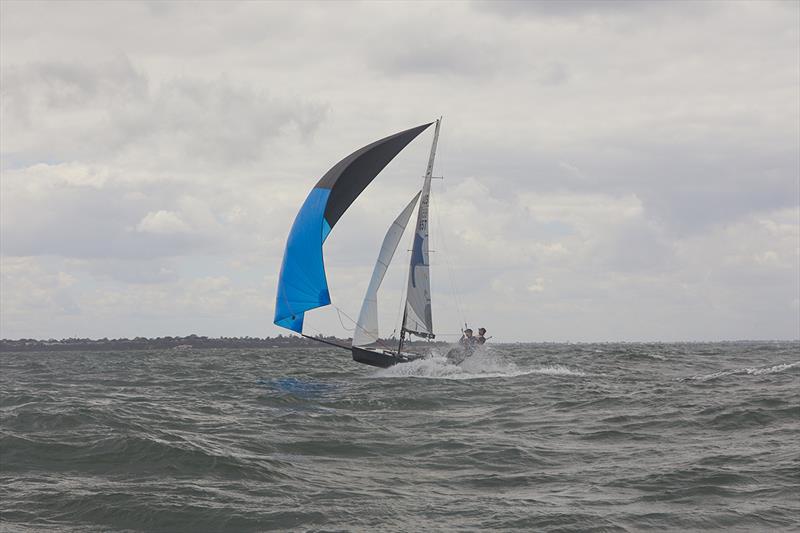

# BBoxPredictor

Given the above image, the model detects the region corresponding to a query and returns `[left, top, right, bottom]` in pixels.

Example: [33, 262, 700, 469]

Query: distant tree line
[0, 334, 447, 352]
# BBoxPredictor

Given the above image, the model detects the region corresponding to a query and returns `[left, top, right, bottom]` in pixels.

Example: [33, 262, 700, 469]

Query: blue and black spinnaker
[274, 123, 432, 333]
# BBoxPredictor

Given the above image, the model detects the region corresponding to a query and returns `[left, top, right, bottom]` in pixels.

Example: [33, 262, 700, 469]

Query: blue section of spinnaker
[274, 187, 332, 333]
[410, 233, 424, 287]
[321, 219, 332, 242]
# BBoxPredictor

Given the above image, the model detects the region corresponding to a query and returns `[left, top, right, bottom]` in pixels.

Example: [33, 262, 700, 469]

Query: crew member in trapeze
[446, 326, 489, 365]
[459, 328, 477, 348]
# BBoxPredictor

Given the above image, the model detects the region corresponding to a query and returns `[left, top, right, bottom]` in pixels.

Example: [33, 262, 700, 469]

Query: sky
[1, 0, 798, 342]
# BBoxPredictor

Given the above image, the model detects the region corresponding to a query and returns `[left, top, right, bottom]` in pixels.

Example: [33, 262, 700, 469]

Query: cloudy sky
[1, 1, 798, 342]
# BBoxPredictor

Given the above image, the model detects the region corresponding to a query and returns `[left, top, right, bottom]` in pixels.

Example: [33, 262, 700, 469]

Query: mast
[399, 117, 441, 352]
[397, 307, 408, 354]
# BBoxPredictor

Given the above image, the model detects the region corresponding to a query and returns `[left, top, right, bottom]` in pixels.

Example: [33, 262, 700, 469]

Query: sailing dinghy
[274, 119, 443, 368]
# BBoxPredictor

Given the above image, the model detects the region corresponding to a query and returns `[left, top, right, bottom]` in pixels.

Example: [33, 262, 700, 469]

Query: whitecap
[745, 361, 800, 375]
[683, 361, 799, 381]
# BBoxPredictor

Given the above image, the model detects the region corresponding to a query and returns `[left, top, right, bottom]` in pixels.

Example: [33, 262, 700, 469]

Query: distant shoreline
[0, 335, 448, 352]
[1, 337, 796, 352]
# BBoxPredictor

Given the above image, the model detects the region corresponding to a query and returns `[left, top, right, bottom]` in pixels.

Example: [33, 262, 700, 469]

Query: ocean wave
[745, 362, 800, 375]
[682, 361, 799, 382]
[3, 343, 798, 532]
[528, 364, 587, 377]
[617, 351, 668, 361]
[1, 431, 287, 481]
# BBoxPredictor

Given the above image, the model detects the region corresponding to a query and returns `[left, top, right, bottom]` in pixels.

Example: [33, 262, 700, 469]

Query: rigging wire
[335, 305, 394, 350]
[334, 306, 355, 332]
[430, 180, 467, 329]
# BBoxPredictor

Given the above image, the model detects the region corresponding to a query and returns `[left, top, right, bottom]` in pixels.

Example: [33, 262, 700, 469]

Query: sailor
[476, 328, 487, 345]
[459, 329, 476, 347]
[447, 328, 476, 364]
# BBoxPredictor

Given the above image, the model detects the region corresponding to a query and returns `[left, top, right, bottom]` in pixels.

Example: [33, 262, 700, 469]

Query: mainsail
[352, 191, 421, 347]
[274, 123, 432, 333]
[401, 118, 441, 339]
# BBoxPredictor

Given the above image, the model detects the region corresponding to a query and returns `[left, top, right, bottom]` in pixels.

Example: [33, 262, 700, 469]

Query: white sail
[352, 191, 421, 347]
[402, 118, 440, 338]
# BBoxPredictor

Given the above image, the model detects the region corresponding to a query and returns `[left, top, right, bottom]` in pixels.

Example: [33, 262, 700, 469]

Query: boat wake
[372, 347, 586, 380]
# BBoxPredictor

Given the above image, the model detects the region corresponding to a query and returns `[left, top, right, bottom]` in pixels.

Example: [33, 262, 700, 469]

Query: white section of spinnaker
[352, 192, 421, 347]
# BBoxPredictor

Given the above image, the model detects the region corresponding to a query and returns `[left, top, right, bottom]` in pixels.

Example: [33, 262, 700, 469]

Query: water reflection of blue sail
[274, 123, 432, 333]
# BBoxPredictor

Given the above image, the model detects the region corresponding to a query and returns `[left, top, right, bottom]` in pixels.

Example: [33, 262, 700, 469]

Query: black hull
[351, 346, 425, 368]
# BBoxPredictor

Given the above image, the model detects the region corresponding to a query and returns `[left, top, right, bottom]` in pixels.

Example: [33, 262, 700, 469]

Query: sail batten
[274, 123, 432, 333]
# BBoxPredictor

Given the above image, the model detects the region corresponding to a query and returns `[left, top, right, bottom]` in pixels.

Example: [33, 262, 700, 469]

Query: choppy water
[1, 342, 798, 532]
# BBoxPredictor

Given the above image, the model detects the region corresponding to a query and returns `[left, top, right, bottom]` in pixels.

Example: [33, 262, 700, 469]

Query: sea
[1, 342, 798, 532]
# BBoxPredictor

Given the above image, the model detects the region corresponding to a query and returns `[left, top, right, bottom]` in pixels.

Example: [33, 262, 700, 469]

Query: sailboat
[274, 119, 442, 368]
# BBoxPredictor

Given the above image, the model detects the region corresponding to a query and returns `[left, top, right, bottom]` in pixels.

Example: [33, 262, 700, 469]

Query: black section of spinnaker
[316, 123, 432, 228]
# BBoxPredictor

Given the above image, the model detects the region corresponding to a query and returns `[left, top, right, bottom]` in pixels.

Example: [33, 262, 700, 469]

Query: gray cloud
[2, 58, 327, 170]
[475, 0, 714, 19]
[81, 258, 181, 285]
[2, 57, 147, 117]
[0, 178, 210, 259]
[366, 31, 501, 78]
